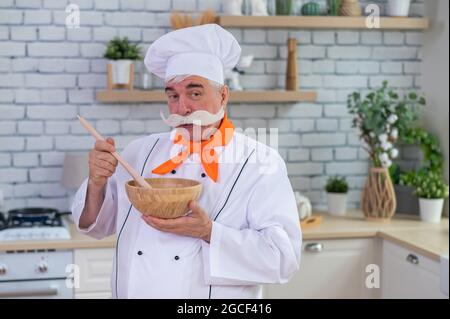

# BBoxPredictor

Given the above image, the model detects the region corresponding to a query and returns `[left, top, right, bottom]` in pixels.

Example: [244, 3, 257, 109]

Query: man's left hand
[141, 200, 212, 243]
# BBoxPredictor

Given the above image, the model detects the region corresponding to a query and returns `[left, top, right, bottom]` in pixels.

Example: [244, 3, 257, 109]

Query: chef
[72, 24, 302, 299]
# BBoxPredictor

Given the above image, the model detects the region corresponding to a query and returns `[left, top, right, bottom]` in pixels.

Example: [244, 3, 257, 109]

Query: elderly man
[72, 24, 302, 299]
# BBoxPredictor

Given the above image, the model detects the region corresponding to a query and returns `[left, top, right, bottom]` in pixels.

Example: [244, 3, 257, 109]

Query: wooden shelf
[216, 16, 429, 30]
[96, 90, 317, 103]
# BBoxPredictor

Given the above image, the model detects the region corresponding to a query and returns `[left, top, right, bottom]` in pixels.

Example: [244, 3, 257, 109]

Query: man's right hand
[88, 137, 118, 191]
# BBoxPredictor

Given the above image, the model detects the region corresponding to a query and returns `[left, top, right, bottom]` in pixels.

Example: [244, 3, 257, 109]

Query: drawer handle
[0, 287, 58, 298]
[305, 243, 323, 253]
[406, 253, 419, 265]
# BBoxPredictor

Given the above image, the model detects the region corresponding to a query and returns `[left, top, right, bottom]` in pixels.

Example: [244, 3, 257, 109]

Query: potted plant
[347, 81, 425, 221]
[413, 172, 449, 223]
[392, 127, 444, 215]
[325, 176, 349, 216]
[104, 37, 142, 88]
[301, 1, 321, 16]
[276, 0, 293, 15]
[386, 0, 411, 17]
[327, 0, 341, 16]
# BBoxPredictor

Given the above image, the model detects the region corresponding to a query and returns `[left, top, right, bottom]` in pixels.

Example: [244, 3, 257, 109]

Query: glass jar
[293, 0, 304, 15]
[136, 62, 152, 90]
[242, 0, 252, 15]
[267, 0, 276, 15]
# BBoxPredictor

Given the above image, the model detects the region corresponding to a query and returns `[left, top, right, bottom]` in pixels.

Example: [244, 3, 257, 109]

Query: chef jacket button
[174, 255, 180, 261]
[137, 251, 143, 256]
[171, 169, 176, 174]
[201, 173, 206, 178]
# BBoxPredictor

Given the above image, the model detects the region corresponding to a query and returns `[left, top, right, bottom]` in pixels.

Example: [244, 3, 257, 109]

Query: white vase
[223, 0, 243, 15]
[387, 0, 411, 17]
[419, 198, 444, 223]
[251, 0, 269, 16]
[109, 60, 132, 85]
[327, 193, 347, 216]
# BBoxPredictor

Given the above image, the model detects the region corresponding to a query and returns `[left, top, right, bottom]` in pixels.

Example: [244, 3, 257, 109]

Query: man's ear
[221, 84, 229, 108]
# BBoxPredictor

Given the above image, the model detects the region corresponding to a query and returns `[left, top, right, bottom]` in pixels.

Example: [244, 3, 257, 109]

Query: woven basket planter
[361, 167, 397, 222]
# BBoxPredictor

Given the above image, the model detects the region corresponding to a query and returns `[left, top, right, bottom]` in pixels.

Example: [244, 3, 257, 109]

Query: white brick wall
[18, 121, 44, 134]
[0, 122, 16, 135]
[328, 46, 371, 59]
[0, 137, 25, 151]
[26, 136, 53, 150]
[0, 0, 425, 210]
[287, 162, 324, 176]
[29, 168, 62, 182]
[40, 151, 65, 166]
[97, 120, 121, 134]
[302, 133, 346, 146]
[11, 26, 37, 40]
[24, 10, 51, 24]
[312, 148, 333, 161]
[288, 148, 310, 161]
[27, 105, 77, 119]
[337, 31, 359, 44]
[0, 154, 11, 167]
[39, 26, 65, 40]
[0, 168, 28, 183]
[13, 153, 39, 167]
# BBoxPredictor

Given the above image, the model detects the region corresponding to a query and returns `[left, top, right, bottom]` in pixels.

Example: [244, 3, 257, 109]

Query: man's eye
[191, 92, 201, 98]
[168, 94, 178, 100]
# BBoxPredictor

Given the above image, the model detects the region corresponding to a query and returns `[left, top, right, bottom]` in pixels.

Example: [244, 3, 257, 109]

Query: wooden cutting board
[300, 215, 323, 229]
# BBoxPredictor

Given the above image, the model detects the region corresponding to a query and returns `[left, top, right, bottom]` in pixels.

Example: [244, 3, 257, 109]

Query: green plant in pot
[347, 81, 424, 221]
[412, 172, 449, 223]
[301, 1, 321, 15]
[276, 0, 293, 15]
[104, 37, 142, 87]
[391, 126, 444, 215]
[325, 176, 349, 216]
[327, 0, 341, 15]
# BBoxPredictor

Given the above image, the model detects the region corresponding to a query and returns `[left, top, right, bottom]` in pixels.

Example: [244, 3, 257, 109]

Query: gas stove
[0, 208, 71, 241]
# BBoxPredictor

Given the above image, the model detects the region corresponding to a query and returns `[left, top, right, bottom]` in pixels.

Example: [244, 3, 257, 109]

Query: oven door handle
[0, 287, 58, 298]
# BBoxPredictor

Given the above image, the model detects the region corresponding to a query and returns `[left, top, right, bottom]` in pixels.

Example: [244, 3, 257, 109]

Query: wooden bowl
[125, 178, 202, 219]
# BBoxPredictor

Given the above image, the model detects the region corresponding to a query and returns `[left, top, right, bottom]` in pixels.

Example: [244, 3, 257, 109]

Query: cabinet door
[73, 248, 114, 298]
[264, 238, 378, 299]
[381, 240, 446, 299]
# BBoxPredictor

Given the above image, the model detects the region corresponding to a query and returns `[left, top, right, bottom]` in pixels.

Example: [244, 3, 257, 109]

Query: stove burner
[6, 208, 63, 228]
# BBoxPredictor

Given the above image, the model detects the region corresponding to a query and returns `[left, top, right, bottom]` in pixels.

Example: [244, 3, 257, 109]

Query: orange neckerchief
[151, 114, 235, 183]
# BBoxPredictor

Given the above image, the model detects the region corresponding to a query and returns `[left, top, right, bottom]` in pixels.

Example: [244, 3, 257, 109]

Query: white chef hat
[144, 24, 241, 85]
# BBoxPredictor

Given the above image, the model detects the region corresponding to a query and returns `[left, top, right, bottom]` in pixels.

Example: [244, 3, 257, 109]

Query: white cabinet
[381, 240, 447, 299]
[264, 238, 379, 299]
[73, 248, 114, 299]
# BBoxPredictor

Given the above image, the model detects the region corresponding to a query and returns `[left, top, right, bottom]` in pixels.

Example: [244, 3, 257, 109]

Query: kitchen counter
[303, 211, 449, 261]
[0, 212, 448, 261]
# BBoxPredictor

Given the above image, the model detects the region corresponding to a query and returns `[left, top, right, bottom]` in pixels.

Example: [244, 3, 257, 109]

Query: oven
[0, 250, 74, 299]
[0, 208, 74, 298]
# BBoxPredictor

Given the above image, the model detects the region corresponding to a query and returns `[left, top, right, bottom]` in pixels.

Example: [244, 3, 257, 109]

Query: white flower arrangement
[347, 82, 408, 169]
[376, 120, 398, 168]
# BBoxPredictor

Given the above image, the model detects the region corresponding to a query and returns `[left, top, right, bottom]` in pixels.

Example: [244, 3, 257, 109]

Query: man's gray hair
[166, 74, 224, 92]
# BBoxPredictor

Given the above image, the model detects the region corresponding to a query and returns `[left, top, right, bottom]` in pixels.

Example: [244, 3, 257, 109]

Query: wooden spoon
[77, 115, 152, 189]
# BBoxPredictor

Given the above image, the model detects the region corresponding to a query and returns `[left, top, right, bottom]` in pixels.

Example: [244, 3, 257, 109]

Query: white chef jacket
[71, 131, 302, 299]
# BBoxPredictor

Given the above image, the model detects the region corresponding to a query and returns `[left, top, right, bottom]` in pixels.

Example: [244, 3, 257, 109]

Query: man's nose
[177, 95, 191, 115]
